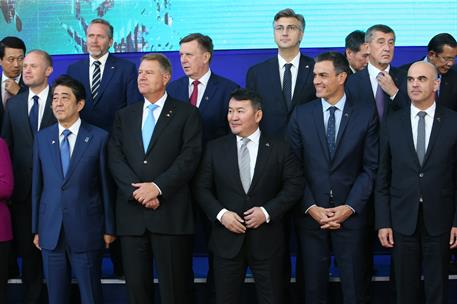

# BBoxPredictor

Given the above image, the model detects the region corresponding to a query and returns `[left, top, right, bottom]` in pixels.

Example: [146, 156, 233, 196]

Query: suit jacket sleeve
[1, 105, 13, 148]
[153, 107, 203, 197]
[287, 109, 316, 212]
[31, 137, 42, 234]
[99, 134, 115, 235]
[0, 139, 13, 201]
[345, 109, 379, 213]
[375, 122, 392, 229]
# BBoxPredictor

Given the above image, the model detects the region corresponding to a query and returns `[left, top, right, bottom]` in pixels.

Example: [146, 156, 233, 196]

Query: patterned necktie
[29, 95, 39, 135]
[283, 63, 293, 109]
[238, 137, 251, 193]
[189, 80, 200, 107]
[416, 111, 426, 165]
[326, 106, 337, 159]
[60, 129, 72, 177]
[375, 72, 385, 120]
[91, 60, 101, 101]
[142, 104, 159, 152]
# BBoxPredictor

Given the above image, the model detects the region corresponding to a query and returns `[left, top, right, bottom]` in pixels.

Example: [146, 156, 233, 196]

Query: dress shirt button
[419, 173, 424, 178]
[143, 160, 148, 164]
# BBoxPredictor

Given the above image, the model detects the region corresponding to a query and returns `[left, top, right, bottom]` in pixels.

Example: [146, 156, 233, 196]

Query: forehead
[24, 52, 44, 63]
[439, 44, 457, 55]
[229, 98, 251, 108]
[408, 64, 434, 78]
[53, 85, 74, 96]
[371, 31, 394, 41]
[87, 23, 110, 36]
[3, 47, 24, 57]
[274, 17, 300, 25]
[139, 59, 161, 70]
[180, 40, 202, 52]
[314, 60, 335, 73]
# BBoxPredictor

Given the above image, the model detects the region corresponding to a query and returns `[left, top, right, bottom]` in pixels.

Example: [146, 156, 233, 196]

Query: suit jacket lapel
[422, 106, 442, 166]
[269, 58, 288, 112]
[63, 122, 92, 184]
[146, 98, 175, 153]
[312, 102, 330, 162]
[40, 93, 54, 130]
[17, 95, 34, 143]
[48, 124, 64, 179]
[291, 55, 312, 108]
[334, 100, 353, 155]
[401, 108, 420, 166]
[249, 135, 272, 194]
[95, 55, 115, 105]
[198, 74, 217, 114]
[362, 69, 376, 104]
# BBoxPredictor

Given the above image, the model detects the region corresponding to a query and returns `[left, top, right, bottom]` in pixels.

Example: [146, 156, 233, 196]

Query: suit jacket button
[143, 160, 148, 164]
[419, 173, 424, 178]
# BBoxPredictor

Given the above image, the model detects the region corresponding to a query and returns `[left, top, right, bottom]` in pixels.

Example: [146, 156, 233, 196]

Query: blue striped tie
[91, 60, 101, 101]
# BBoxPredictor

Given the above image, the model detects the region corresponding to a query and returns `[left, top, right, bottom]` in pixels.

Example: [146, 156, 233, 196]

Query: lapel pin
[111, 66, 115, 69]
[344, 113, 349, 117]
[305, 65, 309, 68]
[437, 117, 441, 122]
[265, 142, 270, 147]
[51, 140, 55, 144]
[205, 96, 209, 100]
[84, 137, 89, 142]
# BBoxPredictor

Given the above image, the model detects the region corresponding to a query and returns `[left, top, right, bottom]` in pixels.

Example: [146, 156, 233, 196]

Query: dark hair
[345, 30, 365, 52]
[27, 49, 53, 67]
[365, 24, 395, 42]
[140, 53, 172, 77]
[315, 51, 351, 76]
[273, 8, 305, 31]
[180, 33, 213, 58]
[0, 36, 26, 59]
[230, 88, 262, 111]
[427, 33, 457, 54]
[52, 75, 86, 102]
[89, 18, 114, 39]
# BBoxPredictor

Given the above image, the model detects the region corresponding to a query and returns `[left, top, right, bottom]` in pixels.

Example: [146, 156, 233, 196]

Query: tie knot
[62, 129, 71, 138]
[284, 63, 293, 71]
[192, 80, 200, 87]
[147, 103, 158, 112]
[93, 60, 101, 67]
[328, 106, 337, 115]
[417, 111, 427, 118]
[241, 137, 250, 146]
[32, 95, 39, 103]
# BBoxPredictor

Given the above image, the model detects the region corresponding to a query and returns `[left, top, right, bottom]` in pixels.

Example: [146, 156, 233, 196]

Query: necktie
[142, 104, 159, 152]
[416, 111, 426, 165]
[29, 95, 39, 135]
[60, 129, 72, 177]
[326, 106, 337, 159]
[283, 63, 293, 109]
[375, 72, 385, 120]
[189, 80, 200, 107]
[91, 60, 101, 101]
[238, 137, 251, 193]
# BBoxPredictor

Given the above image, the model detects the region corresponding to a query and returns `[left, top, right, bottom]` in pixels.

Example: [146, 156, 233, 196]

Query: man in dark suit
[108, 54, 202, 304]
[0, 36, 27, 132]
[66, 18, 142, 132]
[288, 52, 378, 303]
[194, 89, 303, 304]
[2, 49, 56, 304]
[376, 61, 457, 304]
[32, 75, 115, 304]
[167, 33, 239, 142]
[67, 18, 142, 276]
[344, 30, 369, 74]
[401, 33, 457, 111]
[246, 8, 315, 137]
[346, 24, 408, 122]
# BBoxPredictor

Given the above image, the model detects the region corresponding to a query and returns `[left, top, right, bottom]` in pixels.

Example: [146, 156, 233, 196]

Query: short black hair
[273, 8, 305, 31]
[0, 36, 26, 59]
[230, 88, 262, 111]
[345, 30, 365, 52]
[315, 51, 351, 76]
[365, 24, 395, 42]
[52, 75, 86, 102]
[427, 33, 457, 54]
[180, 33, 213, 58]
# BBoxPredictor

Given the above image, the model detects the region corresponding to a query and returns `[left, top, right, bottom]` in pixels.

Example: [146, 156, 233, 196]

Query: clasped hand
[308, 205, 353, 230]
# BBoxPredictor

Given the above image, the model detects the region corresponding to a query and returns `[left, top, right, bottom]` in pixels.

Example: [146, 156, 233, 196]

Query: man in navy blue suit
[246, 8, 315, 137]
[31, 75, 115, 304]
[288, 52, 378, 303]
[167, 33, 239, 142]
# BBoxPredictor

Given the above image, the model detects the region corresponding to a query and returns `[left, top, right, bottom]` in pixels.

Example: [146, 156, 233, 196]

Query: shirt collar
[188, 69, 211, 87]
[143, 92, 167, 110]
[410, 102, 436, 119]
[90, 52, 109, 67]
[278, 52, 301, 69]
[2, 72, 20, 83]
[58, 118, 82, 137]
[236, 127, 261, 145]
[321, 94, 347, 112]
[28, 85, 49, 102]
[368, 62, 390, 75]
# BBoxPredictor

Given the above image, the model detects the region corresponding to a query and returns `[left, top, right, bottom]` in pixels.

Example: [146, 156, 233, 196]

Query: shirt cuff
[151, 182, 162, 195]
[346, 205, 356, 214]
[216, 208, 228, 223]
[305, 204, 316, 214]
[260, 207, 270, 223]
[390, 89, 399, 100]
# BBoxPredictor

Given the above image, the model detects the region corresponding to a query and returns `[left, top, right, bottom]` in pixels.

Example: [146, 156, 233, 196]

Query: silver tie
[417, 111, 426, 165]
[238, 137, 251, 193]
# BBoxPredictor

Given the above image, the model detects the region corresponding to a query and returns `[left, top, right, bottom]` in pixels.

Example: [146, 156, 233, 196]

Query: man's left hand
[104, 234, 116, 248]
[244, 207, 266, 229]
[450, 227, 457, 249]
[132, 182, 160, 204]
[323, 205, 353, 225]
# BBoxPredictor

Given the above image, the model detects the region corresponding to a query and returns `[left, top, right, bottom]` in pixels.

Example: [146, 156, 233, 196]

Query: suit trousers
[121, 232, 194, 304]
[0, 241, 11, 303]
[393, 206, 450, 304]
[297, 226, 367, 304]
[41, 230, 103, 304]
[213, 240, 285, 304]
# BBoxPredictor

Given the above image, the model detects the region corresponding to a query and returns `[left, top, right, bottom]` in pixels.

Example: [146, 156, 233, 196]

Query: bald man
[376, 61, 457, 304]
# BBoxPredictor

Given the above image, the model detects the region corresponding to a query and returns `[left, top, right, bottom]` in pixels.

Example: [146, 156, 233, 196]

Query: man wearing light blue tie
[31, 75, 115, 304]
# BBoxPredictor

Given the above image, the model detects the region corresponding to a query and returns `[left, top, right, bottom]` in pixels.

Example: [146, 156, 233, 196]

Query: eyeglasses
[274, 25, 302, 32]
[4, 56, 24, 64]
[436, 54, 456, 64]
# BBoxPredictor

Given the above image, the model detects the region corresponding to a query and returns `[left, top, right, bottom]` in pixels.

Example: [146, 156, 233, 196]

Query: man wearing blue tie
[31, 75, 115, 304]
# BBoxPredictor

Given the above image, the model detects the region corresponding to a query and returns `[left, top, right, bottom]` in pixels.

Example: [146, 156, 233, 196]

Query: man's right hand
[221, 211, 246, 234]
[308, 206, 341, 230]
[378, 228, 394, 248]
[33, 234, 41, 250]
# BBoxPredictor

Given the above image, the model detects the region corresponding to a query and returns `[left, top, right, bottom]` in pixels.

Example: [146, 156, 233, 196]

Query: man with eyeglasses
[401, 33, 457, 111]
[246, 8, 315, 137]
[0, 36, 27, 132]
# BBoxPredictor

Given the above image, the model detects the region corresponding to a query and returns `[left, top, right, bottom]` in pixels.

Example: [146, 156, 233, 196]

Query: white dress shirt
[217, 128, 271, 223]
[188, 69, 211, 107]
[58, 118, 81, 156]
[411, 102, 435, 151]
[367, 62, 391, 99]
[89, 52, 109, 87]
[141, 92, 167, 128]
[278, 52, 300, 99]
[27, 86, 49, 130]
[322, 94, 347, 142]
